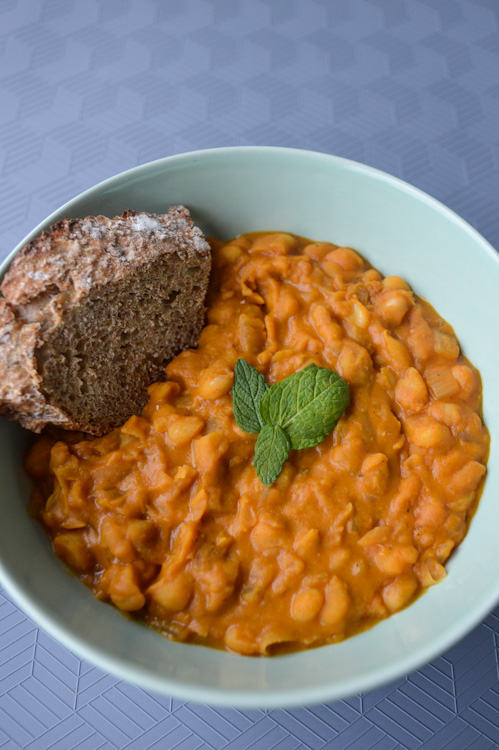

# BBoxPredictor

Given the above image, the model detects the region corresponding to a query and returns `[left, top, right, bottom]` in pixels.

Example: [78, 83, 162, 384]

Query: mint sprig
[253, 424, 291, 487]
[259, 364, 350, 450]
[232, 360, 349, 487]
[232, 359, 269, 434]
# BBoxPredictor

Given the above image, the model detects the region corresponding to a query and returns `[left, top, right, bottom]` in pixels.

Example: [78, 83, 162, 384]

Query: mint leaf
[232, 359, 269, 434]
[253, 424, 291, 487]
[259, 363, 349, 450]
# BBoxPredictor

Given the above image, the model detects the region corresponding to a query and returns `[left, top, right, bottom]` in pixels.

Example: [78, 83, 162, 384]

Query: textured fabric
[1, 0, 499, 747]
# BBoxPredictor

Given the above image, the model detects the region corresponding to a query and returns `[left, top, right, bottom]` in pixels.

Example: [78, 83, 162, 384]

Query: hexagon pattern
[1, 0, 499, 747]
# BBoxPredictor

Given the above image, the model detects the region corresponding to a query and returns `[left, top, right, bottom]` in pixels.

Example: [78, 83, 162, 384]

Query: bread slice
[0, 206, 211, 435]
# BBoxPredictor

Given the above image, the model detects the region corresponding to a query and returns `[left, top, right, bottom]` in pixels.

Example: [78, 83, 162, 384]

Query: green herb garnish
[232, 360, 350, 487]
[253, 424, 291, 488]
[232, 358, 269, 433]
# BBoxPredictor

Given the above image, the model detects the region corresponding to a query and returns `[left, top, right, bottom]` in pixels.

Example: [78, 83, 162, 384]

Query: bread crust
[0, 206, 211, 434]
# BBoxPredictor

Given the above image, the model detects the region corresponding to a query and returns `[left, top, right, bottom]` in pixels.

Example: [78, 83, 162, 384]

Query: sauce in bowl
[26, 231, 489, 655]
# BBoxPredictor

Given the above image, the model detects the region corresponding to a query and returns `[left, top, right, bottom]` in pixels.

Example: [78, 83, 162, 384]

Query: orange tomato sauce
[26, 232, 489, 655]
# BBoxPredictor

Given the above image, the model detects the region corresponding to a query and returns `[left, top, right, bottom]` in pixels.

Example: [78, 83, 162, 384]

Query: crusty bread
[0, 206, 211, 435]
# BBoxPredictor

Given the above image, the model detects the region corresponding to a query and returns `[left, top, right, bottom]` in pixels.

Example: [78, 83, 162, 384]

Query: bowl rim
[0, 145, 498, 709]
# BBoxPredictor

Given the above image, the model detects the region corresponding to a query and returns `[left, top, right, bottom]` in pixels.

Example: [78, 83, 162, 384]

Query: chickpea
[320, 576, 350, 626]
[415, 497, 446, 529]
[379, 332, 412, 373]
[166, 415, 204, 445]
[192, 432, 228, 473]
[375, 290, 413, 327]
[325, 248, 364, 271]
[225, 625, 258, 655]
[127, 520, 158, 558]
[415, 558, 446, 588]
[448, 460, 486, 495]
[215, 244, 242, 265]
[100, 517, 136, 563]
[251, 519, 287, 551]
[452, 364, 478, 398]
[197, 367, 234, 400]
[382, 574, 418, 612]
[382, 276, 411, 291]
[54, 532, 93, 571]
[337, 341, 372, 385]
[293, 528, 320, 561]
[106, 564, 146, 612]
[405, 415, 452, 451]
[277, 287, 300, 318]
[322, 261, 344, 278]
[121, 415, 150, 439]
[148, 571, 193, 612]
[303, 242, 337, 261]
[427, 401, 463, 430]
[406, 320, 435, 363]
[311, 304, 343, 344]
[344, 301, 370, 333]
[238, 314, 266, 355]
[377, 545, 419, 576]
[252, 233, 297, 255]
[360, 453, 389, 496]
[436, 539, 455, 563]
[394, 367, 428, 412]
[291, 588, 324, 622]
[358, 525, 389, 547]
[329, 548, 350, 571]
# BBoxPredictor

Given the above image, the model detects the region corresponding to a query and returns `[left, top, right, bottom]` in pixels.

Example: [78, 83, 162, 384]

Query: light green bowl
[0, 147, 498, 709]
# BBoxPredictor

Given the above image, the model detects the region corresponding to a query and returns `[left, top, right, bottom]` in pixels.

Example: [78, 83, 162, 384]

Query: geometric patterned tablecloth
[1, 0, 499, 747]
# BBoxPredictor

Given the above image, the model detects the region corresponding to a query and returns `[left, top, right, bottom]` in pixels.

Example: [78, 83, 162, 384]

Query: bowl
[1, 147, 498, 709]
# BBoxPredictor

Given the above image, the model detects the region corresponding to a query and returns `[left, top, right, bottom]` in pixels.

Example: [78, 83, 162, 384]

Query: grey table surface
[1, 0, 499, 748]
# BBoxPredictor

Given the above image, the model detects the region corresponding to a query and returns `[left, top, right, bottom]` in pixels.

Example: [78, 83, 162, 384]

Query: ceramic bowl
[1, 147, 498, 708]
